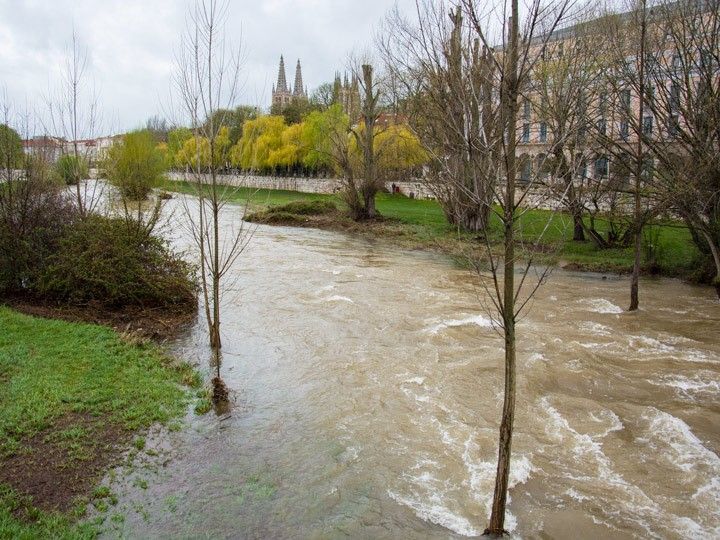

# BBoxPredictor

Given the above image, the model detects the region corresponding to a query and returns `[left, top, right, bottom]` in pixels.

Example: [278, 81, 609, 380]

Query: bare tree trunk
[629, 0, 647, 312]
[486, 3, 519, 536]
[700, 228, 720, 299]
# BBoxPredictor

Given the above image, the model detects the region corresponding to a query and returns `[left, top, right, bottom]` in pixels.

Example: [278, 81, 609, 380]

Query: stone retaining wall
[166, 171, 435, 200]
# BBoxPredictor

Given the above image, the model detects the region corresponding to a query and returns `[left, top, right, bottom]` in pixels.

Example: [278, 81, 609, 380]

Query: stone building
[271, 55, 307, 111]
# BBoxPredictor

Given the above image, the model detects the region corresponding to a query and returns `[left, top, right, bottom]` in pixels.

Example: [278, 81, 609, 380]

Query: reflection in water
[100, 198, 720, 539]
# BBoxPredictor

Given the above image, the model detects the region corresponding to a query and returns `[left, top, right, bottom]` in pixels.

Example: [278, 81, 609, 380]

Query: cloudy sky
[0, 0, 415, 135]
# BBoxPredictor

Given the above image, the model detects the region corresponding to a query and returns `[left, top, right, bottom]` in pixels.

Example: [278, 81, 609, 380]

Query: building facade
[271, 55, 308, 111]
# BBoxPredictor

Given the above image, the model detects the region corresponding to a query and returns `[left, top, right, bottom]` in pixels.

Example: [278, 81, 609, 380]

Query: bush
[266, 199, 336, 216]
[105, 130, 167, 200]
[37, 215, 196, 310]
[0, 179, 75, 294]
[55, 154, 89, 185]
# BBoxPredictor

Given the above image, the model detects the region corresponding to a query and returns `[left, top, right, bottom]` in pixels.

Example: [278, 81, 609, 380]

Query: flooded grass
[0, 307, 202, 537]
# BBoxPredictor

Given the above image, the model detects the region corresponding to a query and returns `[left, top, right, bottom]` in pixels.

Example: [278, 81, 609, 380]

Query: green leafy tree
[104, 130, 167, 200]
[0, 124, 22, 170]
[231, 116, 286, 170]
[55, 154, 89, 186]
[167, 127, 193, 168]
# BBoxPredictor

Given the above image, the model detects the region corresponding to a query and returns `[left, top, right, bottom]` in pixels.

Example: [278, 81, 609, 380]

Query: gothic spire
[293, 59, 305, 97]
[276, 55, 288, 93]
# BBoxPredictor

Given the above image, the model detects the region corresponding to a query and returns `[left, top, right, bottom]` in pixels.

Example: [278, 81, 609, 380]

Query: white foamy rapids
[539, 397, 668, 536]
[585, 298, 624, 314]
[629, 336, 712, 363]
[323, 295, 354, 304]
[525, 352, 547, 367]
[462, 434, 533, 533]
[650, 374, 720, 398]
[579, 321, 613, 336]
[642, 407, 720, 474]
[424, 315, 493, 335]
[388, 490, 483, 537]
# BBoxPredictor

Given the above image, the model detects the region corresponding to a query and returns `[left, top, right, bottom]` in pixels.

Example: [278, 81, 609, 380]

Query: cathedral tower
[271, 55, 307, 111]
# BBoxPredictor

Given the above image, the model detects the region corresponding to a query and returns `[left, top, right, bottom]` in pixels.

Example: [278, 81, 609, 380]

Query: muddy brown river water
[100, 199, 720, 539]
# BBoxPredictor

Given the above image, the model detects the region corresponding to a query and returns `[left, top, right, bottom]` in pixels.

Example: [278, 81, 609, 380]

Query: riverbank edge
[161, 180, 704, 283]
[0, 306, 205, 538]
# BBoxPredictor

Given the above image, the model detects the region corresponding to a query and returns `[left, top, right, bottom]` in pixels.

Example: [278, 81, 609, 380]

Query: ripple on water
[423, 314, 493, 335]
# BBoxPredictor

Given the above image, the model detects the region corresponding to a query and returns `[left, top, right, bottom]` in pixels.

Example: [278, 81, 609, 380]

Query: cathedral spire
[276, 55, 288, 93]
[293, 59, 305, 97]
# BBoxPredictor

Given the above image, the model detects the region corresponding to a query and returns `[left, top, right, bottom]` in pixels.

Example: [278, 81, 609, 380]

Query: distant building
[333, 72, 360, 120]
[271, 55, 308, 111]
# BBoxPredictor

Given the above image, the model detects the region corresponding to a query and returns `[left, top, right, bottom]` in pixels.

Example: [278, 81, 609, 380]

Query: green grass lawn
[162, 179, 700, 277]
[0, 307, 200, 538]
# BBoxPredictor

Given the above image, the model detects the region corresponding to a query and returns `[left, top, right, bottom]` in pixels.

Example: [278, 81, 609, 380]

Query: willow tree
[174, 0, 253, 403]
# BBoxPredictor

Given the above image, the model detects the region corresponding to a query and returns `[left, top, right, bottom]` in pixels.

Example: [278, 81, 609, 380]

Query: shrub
[105, 130, 167, 200]
[0, 179, 75, 294]
[37, 215, 196, 310]
[55, 154, 89, 185]
[266, 199, 336, 216]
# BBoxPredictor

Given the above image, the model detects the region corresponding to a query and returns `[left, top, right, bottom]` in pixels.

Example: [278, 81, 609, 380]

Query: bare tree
[529, 14, 606, 242]
[591, 0, 662, 311]
[458, 0, 572, 534]
[381, 1, 500, 233]
[47, 30, 103, 217]
[174, 0, 254, 402]
[640, 0, 720, 297]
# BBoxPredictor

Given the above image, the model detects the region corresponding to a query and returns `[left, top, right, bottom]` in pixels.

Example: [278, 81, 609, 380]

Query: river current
[101, 198, 720, 539]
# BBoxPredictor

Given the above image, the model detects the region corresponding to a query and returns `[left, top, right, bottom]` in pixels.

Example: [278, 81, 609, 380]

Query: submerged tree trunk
[700, 228, 720, 299]
[486, 3, 519, 536]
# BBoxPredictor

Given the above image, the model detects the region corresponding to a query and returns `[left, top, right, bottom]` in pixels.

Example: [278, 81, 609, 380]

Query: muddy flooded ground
[99, 200, 720, 539]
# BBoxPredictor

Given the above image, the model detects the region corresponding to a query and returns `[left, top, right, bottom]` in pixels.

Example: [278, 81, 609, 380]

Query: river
[100, 197, 720, 539]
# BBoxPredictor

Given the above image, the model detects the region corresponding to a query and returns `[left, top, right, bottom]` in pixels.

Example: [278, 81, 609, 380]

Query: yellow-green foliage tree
[167, 127, 193, 168]
[362, 123, 427, 182]
[301, 104, 351, 173]
[105, 129, 167, 200]
[267, 122, 306, 171]
[176, 126, 231, 170]
[230, 116, 285, 170]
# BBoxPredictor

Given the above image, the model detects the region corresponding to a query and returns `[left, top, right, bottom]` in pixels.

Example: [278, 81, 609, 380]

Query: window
[672, 53, 682, 70]
[558, 42, 564, 58]
[595, 156, 608, 178]
[579, 160, 588, 179]
[643, 116, 653, 137]
[670, 84, 680, 111]
[621, 89, 631, 112]
[620, 121, 629, 140]
[667, 114, 679, 139]
[596, 118, 607, 136]
[522, 123, 530, 143]
[521, 160, 532, 182]
[599, 93, 607, 116]
[524, 99, 531, 120]
[539, 122, 547, 143]
[641, 158, 654, 181]
[645, 85, 655, 107]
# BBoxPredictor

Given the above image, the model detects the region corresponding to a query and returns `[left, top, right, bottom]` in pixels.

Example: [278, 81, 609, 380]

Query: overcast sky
[0, 0, 415, 136]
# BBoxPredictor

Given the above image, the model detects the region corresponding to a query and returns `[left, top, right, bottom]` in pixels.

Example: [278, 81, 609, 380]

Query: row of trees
[159, 107, 427, 181]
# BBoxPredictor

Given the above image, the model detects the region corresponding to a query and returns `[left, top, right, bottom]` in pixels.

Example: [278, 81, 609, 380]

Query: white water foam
[323, 295, 354, 304]
[585, 298, 624, 314]
[388, 490, 483, 537]
[651, 374, 720, 398]
[579, 321, 613, 336]
[424, 315, 493, 335]
[642, 407, 720, 474]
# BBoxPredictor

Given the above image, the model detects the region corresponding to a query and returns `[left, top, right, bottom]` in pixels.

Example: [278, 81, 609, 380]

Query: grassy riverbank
[0, 307, 201, 538]
[162, 180, 701, 279]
